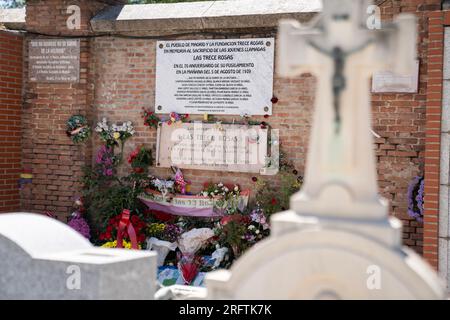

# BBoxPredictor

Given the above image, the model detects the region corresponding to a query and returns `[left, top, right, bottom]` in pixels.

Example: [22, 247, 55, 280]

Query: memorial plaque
[156, 122, 268, 173]
[155, 38, 275, 115]
[29, 39, 80, 82]
[372, 60, 419, 93]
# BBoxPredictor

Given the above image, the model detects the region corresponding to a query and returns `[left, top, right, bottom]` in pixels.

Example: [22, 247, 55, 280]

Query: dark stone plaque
[29, 39, 80, 83]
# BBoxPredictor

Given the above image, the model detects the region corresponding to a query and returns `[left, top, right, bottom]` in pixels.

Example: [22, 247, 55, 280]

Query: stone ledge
[0, 8, 25, 30]
[91, 0, 321, 33]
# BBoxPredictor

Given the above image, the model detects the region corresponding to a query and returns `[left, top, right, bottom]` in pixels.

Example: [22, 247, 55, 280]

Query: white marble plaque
[155, 38, 274, 115]
[29, 39, 80, 83]
[372, 60, 419, 93]
[155, 122, 268, 173]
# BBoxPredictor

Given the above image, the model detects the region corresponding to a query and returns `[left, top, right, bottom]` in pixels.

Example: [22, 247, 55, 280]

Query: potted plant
[128, 145, 153, 173]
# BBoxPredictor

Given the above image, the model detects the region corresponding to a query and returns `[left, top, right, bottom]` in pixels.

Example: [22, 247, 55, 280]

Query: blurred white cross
[277, 0, 417, 219]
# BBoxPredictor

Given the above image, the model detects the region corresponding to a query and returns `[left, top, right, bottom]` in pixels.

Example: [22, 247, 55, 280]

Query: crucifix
[277, 0, 417, 219]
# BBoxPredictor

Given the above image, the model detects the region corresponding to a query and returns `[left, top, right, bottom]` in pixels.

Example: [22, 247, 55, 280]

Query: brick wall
[0, 31, 23, 213]
[92, 29, 427, 254]
[375, 0, 449, 265]
[20, 0, 126, 220]
[92, 33, 315, 195]
[18, 0, 447, 257]
[371, 0, 444, 256]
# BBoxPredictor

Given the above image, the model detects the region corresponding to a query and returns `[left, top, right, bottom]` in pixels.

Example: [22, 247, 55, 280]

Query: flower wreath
[407, 176, 424, 222]
[66, 115, 91, 144]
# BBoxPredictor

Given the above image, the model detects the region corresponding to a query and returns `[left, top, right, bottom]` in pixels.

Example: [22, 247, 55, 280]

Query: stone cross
[205, 0, 445, 299]
[277, 0, 417, 219]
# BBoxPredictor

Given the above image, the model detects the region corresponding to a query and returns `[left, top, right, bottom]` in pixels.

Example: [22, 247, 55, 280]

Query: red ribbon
[116, 209, 138, 249]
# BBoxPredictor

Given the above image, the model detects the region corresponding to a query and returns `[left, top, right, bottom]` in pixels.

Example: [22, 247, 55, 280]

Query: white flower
[234, 186, 239, 191]
[218, 183, 223, 187]
[202, 191, 208, 197]
[224, 187, 229, 192]
[255, 230, 260, 234]
[248, 225, 255, 230]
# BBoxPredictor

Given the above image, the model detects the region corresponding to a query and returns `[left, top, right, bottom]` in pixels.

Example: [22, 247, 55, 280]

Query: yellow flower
[113, 132, 121, 140]
[101, 240, 141, 249]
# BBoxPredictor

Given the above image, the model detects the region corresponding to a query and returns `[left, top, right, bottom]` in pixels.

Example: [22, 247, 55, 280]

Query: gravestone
[205, 0, 445, 299]
[0, 213, 157, 299]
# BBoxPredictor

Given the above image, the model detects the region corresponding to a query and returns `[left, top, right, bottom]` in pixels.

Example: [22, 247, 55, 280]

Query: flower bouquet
[66, 115, 91, 144]
[142, 108, 161, 129]
[166, 112, 189, 126]
[95, 118, 135, 148]
[147, 222, 181, 266]
[177, 228, 214, 285]
[128, 145, 153, 173]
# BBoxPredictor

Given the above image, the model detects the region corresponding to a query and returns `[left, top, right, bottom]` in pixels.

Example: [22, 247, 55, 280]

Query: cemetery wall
[375, 0, 445, 266]
[0, 31, 22, 213]
[92, 6, 430, 254]
[19, 0, 120, 216]
[16, 0, 449, 258]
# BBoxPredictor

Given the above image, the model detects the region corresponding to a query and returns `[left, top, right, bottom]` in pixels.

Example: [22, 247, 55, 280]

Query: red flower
[220, 214, 245, 226]
[251, 177, 258, 182]
[271, 96, 279, 104]
[152, 210, 175, 222]
[264, 114, 270, 118]
[271, 198, 277, 205]
[131, 215, 139, 225]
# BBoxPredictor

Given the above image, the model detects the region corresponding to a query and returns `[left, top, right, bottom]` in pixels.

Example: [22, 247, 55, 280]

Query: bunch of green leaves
[81, 166, 148, 244]
[255, 155, 302, 216]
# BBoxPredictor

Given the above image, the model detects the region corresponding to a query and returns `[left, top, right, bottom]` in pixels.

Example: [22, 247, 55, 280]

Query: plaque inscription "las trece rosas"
[29, 39, 80, 83]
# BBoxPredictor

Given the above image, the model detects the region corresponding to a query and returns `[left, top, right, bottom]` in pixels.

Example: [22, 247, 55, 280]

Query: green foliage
[81, 165, 148, 244]
[129, 146, 153, 169]
[254, 154, 302, 216]
[0, 0, 25, 9]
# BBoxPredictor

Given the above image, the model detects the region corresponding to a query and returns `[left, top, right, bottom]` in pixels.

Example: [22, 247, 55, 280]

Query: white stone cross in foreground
[205, 0, 445, 299]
